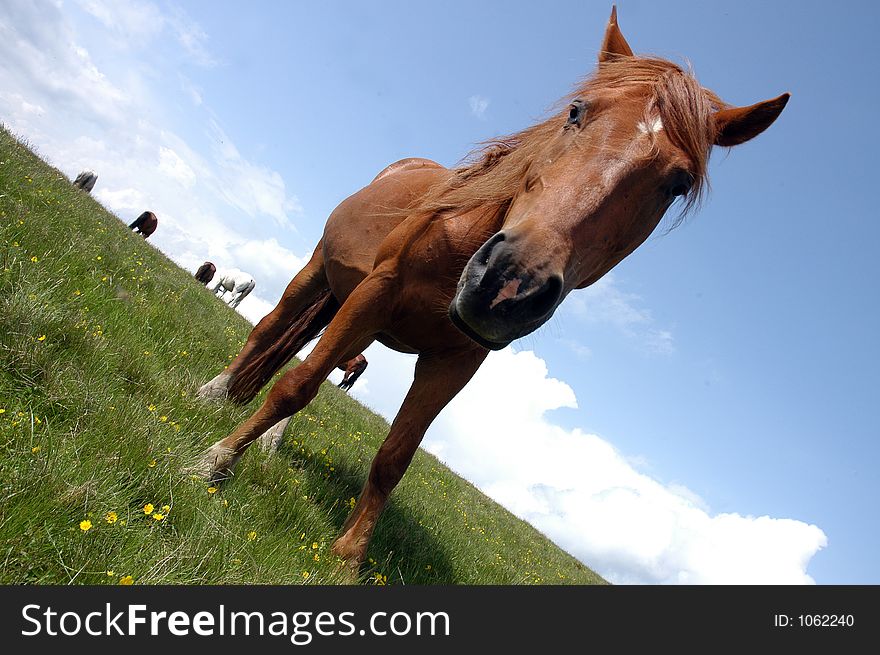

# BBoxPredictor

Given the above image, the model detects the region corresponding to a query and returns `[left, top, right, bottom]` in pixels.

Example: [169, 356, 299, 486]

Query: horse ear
[599, 6, 634, 62]
[713, 93, 790, 147]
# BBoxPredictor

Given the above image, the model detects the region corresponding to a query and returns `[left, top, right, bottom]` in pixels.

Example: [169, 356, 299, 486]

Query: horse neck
[446, 202, 510, 257]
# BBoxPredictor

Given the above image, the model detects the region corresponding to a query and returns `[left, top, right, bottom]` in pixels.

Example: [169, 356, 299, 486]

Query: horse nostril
[476, 231, 507, 266]
[529, 274, 563, 316]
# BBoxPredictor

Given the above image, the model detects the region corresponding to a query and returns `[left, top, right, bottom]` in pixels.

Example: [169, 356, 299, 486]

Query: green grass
[0, 125, 605, 585]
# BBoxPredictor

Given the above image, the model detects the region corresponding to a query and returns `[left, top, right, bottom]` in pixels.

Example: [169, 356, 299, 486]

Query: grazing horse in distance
[73, 170, 97, 193]
[129, 211, 158, 238]
[195, 8, 789, 572]
[213, 271, 256, 309]
[337, 354, 367, 391]
[195, 261, 217, 285]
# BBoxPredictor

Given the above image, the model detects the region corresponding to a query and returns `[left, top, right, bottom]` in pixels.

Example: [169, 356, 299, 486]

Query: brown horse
[195, 261, 217, 285]
[196, 8, 789, 571]
[337, 354, 368, 391]
[129, 211, 158, 239]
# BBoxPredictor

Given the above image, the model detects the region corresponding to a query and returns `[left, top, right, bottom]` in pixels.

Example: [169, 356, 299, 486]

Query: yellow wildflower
[247, 531, 257, 541]
[30, 256, 38, 263]
[143, 503, 154, 514]
[147, 404, 156, 412]
[148, 459, 157, 468]
[151, 513, 164, 521]
[36, 335, 46, 342]
[105, 511, 118, 524]
[79, 520, 92, 532]
[311, 542, 318, 550]
[302, 571, 310, 579]
[31, 446, 41, 454]
[207, 486, 218, 494]
[119, 575, 133, 585]
[162, 505, 170, 512]
[106, 570, 115, 577]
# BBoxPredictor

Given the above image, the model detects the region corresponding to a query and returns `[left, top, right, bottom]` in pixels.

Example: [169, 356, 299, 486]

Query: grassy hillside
[0, 126, 605, 585]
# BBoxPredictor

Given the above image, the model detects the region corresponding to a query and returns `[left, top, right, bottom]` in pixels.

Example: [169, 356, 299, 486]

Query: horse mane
[408, 57, 726, 229]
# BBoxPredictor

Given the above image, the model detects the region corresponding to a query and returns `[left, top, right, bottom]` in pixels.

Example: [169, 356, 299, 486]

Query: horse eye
[567, 99, 588, 126]
[668, 171, 694, 198]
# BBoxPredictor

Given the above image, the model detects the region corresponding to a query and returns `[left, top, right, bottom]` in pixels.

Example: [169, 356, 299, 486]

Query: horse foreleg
[197, 273, 389, 482]
[330, 348, 487, 570]
[198, 245, 326, 400]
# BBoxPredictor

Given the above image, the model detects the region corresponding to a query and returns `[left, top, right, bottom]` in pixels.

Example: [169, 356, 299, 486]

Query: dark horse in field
[195, 261, 217, 285]
[196, 8, 789, 571]
[337, 354, 367, 391]
[129, 211, 158, 239]
[73, 169, 97, 193]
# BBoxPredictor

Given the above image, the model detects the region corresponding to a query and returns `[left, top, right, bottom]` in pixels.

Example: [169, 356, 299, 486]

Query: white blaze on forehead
[637, 115, 664, 135]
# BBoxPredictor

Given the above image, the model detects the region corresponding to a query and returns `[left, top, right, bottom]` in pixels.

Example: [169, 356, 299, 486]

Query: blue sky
[1, 1, 877, 584]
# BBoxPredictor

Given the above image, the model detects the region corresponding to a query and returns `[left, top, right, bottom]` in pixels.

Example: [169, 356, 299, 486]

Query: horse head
[449, 7, 788, 350]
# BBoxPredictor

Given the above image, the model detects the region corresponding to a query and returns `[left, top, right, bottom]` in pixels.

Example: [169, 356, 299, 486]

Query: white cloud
[205, 118, 303, 228]
[76, 0, 215, 67]
[0, 3, 130, 127]
[562, 273, 676, 355]
[166, 5, 218, 68]
[469, 95, 490, 120]
[94, 186, 147, 212]
[179, 75, 203, 106]
[76, 0, 165, 46]
[421, 347, 826, 584]
[157, 146, 196, 188]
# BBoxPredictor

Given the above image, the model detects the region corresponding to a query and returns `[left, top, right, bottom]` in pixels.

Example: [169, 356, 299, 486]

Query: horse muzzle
[449, 231, 564, 350]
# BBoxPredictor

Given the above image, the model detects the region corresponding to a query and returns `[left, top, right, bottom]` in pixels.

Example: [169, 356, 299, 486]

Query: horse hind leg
[258, 416, 292, 454]
[196, 270, 388, 483]
[198, 242, 331, 402]
[232, 280, 255, 308]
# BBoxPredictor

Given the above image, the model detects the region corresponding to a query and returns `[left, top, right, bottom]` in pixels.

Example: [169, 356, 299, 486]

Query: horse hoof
[189, 442, 240, 484]
[196, 372, 231, 400]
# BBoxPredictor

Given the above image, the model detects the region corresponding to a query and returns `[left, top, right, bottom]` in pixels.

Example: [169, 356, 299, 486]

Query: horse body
[196, 8, 789, 572]
[129, 211, 158, 238]
[195, 261, 217, 285]
[213, 271, 256, 308]
[337, 354, 368, 391]
[73, 170, 97, 193]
